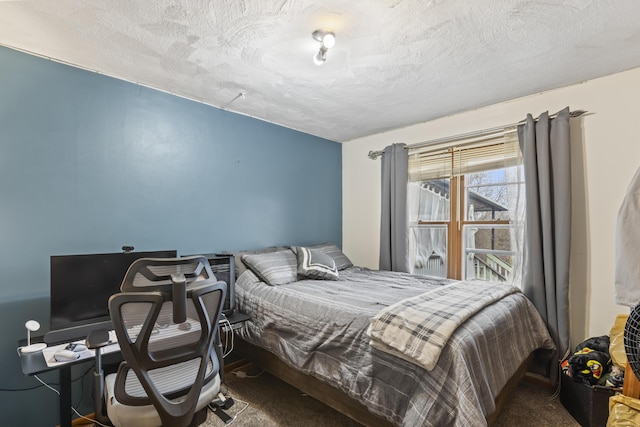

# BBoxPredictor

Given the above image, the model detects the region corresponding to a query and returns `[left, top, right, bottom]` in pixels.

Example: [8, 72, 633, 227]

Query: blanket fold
[367, 280, 519, 370]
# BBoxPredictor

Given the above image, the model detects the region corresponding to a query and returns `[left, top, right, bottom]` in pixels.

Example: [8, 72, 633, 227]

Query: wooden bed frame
[234, 337, 533, 426]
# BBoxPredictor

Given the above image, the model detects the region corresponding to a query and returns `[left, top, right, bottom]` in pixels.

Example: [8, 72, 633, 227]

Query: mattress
[236, 266, 555, 426]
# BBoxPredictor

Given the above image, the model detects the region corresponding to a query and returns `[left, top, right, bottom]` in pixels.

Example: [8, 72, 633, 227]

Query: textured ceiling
[1, 0, 640, 142]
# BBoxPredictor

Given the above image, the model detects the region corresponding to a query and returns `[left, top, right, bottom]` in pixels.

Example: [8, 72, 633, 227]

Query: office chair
[89, 256, 226, 427]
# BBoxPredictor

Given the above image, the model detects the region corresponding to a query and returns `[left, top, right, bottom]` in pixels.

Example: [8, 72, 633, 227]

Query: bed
[231, 244, 555, 426]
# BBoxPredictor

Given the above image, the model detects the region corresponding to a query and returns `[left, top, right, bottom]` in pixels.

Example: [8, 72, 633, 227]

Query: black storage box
[560, 373, 616, 427]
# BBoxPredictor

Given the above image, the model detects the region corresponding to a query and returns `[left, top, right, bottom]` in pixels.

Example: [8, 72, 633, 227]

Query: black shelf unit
[197, 253, 236, 316]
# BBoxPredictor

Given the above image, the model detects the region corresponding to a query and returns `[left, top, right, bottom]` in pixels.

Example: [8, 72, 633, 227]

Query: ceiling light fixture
[312, 30, 335, 65]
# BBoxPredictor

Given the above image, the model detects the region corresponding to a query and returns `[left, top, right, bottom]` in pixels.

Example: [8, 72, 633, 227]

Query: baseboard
[55, 414, 95, 427]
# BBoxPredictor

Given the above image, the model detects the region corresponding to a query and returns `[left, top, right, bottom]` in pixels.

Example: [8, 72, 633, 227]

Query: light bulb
[322, 33, 335, 49]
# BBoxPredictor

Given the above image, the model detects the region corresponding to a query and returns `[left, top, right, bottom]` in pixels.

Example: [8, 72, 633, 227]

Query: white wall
[342, 66, 640, 346]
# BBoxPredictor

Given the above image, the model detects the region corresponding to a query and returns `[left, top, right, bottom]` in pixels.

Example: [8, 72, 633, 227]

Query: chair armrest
[85, 329, 111, 350]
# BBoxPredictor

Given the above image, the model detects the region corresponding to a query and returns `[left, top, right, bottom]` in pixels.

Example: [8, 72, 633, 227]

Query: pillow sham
[305, 243, 353, 270]
[294, 246, 339, 281]
[241, 249, 298, 286]
[232, 246, 283, 278]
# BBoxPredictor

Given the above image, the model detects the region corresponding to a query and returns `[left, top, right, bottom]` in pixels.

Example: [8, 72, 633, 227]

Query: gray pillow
[305, 243, 353, 270]
[232, 246, 283, 278]
[294, 246, 339, 281]
[242, 249, 298, 286]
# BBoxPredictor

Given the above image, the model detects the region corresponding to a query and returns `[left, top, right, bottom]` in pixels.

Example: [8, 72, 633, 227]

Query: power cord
[0, 383, 44, 392]
[550, 347, 572, 400]
[33, 375, 111, 427]
[219, 314, 234, 358]
[208, 396, 250, 425]
[232, 369, 264, 379]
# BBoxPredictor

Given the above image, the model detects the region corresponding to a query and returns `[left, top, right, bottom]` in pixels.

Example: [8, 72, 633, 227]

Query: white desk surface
[41, 331, 120, 367]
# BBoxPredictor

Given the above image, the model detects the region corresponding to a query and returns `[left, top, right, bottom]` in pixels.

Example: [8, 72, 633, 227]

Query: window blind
[408, 126, 521, 182]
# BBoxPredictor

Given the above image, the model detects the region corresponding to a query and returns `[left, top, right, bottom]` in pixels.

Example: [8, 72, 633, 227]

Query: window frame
[416, 171, 524, 283]
[414, 174, 517, 281]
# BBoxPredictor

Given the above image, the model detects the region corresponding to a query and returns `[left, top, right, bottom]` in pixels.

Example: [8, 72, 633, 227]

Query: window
[408, 130, 524, 284]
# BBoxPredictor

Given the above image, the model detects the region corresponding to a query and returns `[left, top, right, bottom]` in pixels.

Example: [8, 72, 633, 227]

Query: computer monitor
[45, 250, 177, 344]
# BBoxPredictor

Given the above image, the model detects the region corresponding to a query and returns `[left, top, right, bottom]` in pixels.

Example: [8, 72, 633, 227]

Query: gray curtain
[379, 143, 409, 272]
[517, 107, 571, 385]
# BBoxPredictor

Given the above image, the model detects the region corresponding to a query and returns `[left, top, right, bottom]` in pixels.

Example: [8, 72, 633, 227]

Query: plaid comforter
[367, 281, 520, 370]
[236, 267, 555, 426]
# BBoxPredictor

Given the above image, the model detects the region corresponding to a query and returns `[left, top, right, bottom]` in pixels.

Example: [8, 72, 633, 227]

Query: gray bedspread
[236, 267, 555, 427]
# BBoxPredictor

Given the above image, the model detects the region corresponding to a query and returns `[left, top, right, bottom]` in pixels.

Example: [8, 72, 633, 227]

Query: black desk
[19, 311, 250, 427]
[19, 337, 122, 427]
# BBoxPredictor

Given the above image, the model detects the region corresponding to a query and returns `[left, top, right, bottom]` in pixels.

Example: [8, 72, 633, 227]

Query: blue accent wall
[0, 45, 342, 425]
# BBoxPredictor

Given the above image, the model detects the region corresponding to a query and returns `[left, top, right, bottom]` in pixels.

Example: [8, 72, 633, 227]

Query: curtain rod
[367, 109, 588, 160]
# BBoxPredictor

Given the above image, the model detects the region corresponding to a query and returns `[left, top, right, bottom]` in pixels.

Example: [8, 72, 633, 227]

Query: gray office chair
[94, 256, 226, 427]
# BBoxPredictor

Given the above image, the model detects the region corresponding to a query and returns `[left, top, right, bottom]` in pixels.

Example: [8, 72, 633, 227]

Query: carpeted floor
[202, 365, 580, 427]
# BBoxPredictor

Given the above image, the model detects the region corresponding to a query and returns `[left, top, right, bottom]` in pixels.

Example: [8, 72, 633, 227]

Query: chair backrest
[109, 256, 226, 427]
